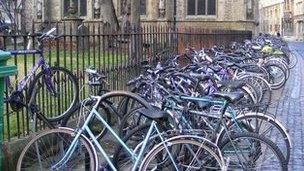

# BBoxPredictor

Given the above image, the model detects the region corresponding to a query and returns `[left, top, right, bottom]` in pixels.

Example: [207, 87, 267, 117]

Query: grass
[7, 49, 129, 79]
[4, 49, 131, 140]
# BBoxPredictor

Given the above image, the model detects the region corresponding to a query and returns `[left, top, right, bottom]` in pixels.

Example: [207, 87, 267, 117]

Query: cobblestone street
[272, 42, 304, 170]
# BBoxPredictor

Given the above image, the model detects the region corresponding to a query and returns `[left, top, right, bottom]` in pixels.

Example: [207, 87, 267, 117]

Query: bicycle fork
[43, 66, 59, 97]
[51, 130, 83, 170]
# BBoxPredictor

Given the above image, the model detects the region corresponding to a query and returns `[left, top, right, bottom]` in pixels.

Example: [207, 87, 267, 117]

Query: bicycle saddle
[138, 108, 166, 120]
[219, 80, 245, 90]
[212, 91, 244, 103]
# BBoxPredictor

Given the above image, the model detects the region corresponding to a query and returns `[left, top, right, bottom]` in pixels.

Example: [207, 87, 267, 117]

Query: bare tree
[100, 0, 120, 31]
[0, 0, 25, 33]
[121, 0, 131, 33]
[130, 0, 140, 28]
[129, 0, 142, 59]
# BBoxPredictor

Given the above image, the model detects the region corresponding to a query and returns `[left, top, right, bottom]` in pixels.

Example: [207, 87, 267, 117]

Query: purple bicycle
[5, 28, 79, 125]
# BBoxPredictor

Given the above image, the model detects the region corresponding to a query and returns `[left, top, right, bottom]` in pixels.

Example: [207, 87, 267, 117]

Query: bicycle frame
[6, 49, 56, 95]
[164, 95, 244, 136]
[52, 96, 178, 171]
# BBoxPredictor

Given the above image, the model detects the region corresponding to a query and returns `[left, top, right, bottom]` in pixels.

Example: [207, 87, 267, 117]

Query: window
[63, 0, 87, 17]
[270, 10, 273, 17]
[187, 0, 216, 16]
[246, 0, 254, 20]
[120, 0, 145, 16]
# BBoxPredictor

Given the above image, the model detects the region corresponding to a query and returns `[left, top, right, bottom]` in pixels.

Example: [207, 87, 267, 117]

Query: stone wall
[23, 0, 259, 33]
[259, 1, 284, 35]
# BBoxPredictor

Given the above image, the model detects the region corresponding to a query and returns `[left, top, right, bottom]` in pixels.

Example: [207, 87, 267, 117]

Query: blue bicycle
[16, 91, 225, 170]
[5, 28, 78, 124]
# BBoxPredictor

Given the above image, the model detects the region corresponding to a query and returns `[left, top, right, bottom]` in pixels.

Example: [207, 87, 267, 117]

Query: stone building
[283, 0, 294, 36]
[293, 0, 304, 40]
[24, 0, 259, 33]
[259, 0, 285, 35]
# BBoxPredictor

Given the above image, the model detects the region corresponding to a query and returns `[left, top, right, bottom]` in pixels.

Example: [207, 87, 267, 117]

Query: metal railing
[0, 23, 251, 140]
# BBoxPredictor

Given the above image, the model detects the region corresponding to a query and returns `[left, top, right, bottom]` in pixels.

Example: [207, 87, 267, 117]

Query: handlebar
[26, 28, 63, 50]
[85, 68, 108, 86]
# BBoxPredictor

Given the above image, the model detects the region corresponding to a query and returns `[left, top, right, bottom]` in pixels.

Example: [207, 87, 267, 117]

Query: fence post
[0, 50, 17, 170]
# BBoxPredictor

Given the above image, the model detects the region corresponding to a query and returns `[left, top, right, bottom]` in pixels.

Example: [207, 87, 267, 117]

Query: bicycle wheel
[264, 61, 288, 90]
[113, 123, 154, 169]
[116, 89, 153, 119]
[237, 74, 272, 105]
[139, 137, 224, 170]
[118, 106, 151, 137]
[217, 112, 291, 163]
[288, 52, 298, 69]
[61, 98, 113, 140]
[219, 132, 287, 171]
[266, 58, 290, 79]
[16, 128, 98, 171]
[28, 66, 79, 122]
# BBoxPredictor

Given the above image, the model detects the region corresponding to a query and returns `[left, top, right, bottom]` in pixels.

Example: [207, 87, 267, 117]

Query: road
[273, 41, 304, 170]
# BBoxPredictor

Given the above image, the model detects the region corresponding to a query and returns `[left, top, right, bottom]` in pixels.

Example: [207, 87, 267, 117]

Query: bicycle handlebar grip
[45, 28, 56, 36]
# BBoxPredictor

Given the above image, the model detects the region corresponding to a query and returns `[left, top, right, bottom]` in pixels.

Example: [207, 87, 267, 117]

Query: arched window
[246, 0, 254, 20]
[63, 0, 87, 17]
[187, 0, 216, 16]
[120, 0, 146, 16]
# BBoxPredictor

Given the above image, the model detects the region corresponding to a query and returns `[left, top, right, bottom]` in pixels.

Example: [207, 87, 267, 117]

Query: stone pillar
[175, 0, 184, 22]
[159, 0, 166, 18]
[131, 0, 140, 27]
[36, 0, 43, 20]
[147, 0, 158, 20]
[166, 0, 174, 21]
[94, 0, 101, 19]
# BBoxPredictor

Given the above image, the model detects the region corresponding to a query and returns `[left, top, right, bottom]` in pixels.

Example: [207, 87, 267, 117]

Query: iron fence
[0, 23, 251, 141]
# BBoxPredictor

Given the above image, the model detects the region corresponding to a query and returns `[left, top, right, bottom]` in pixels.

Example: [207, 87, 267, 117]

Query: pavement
[283, 36, 304, 42]
[272, 41, 304, 170]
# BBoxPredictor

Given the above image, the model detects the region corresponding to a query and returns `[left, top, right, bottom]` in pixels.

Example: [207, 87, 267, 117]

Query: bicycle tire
[16, 127, 98, 171]
[61, 98, 113, 140]
[118, 106, 154, 137]
[266, 58, 290, 79]
[113, 123, 152, 169]
[288, 52, 298, 69]
[219, 132, 287, 171]
[264, 63, 287, 90]
[217, 113, 291, 163]
[115, 90, 152, 119]
[27, 66, 79, 122]
[139, 138, 224, 170]
[237, 74, 272, 104]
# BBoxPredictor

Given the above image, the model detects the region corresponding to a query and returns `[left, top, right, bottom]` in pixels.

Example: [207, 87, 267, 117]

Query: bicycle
[117, 91, 288, 170]
[16, 91, 225, 170]
[4, 28, 78, 128]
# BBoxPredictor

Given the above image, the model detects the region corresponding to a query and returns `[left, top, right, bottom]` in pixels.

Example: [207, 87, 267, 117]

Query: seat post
[215, 100, 229, 133]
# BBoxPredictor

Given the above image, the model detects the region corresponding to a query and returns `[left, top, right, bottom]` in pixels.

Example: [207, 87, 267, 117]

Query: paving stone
[272, 42, 304, 170]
